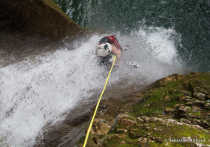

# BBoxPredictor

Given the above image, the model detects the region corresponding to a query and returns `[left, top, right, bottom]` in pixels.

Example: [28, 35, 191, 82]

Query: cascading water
[54, 0, 210, 71]
[0, 27, 184, 146]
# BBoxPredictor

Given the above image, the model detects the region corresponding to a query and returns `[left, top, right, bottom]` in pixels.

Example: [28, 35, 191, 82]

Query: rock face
[0, 0, 83, 39]
[77, 73, 210, 147]
[0, 0, 84, 67]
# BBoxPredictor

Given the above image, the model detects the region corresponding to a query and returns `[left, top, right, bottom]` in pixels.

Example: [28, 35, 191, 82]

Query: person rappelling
[96, 35, 122, 65]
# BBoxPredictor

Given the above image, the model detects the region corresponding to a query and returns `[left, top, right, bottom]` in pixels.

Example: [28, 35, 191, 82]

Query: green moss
[185, 73, 210, 93]
[131, 73, 210, 116]
[147, 122, 209, 145]
[132, 79, 185, 116]
[109, 114, 210, 146]
[129, 127, 148, 139]
[102, 134, 139, 147]
[78, 73, 210, 147]
[149, 142, 196, 147]
[102, 120, 210, 147]
[189, 111, 201, 117]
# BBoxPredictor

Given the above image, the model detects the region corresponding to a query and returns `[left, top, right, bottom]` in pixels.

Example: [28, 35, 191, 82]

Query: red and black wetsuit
[99, 35, 122, 50]
[98, 35, 122, 65]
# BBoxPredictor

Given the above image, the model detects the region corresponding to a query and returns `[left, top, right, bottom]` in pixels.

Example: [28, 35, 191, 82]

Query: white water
[0, 28, 184, 147]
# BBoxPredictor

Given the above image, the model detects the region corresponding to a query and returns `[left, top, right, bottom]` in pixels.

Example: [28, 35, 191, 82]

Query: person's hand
[111, 45, 121, 59]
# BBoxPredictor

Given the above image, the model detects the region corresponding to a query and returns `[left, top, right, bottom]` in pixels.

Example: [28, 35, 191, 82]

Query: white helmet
[96, 43, 112, 57]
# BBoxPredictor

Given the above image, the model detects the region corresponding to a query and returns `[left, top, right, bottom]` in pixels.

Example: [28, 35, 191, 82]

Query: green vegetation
[78, 73, 210, 147]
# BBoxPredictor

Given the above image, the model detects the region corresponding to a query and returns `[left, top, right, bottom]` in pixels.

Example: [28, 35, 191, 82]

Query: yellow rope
[82, 55, 117, 147]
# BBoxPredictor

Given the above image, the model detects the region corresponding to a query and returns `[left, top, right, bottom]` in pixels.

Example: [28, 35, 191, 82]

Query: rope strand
[82, 55, 117, 147]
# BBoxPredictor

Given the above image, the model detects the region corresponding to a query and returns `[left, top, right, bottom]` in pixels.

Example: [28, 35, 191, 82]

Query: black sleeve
[99, 37, 112, 44]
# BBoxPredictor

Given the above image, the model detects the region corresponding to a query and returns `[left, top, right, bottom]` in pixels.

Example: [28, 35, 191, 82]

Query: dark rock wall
[0, 0, 83, 39]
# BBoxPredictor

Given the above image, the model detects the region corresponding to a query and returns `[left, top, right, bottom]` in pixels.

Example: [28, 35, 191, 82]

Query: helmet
[96, 43, 112, 57]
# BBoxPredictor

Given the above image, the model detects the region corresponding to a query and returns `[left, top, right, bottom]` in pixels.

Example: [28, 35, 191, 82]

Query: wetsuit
[98, 35, 122, 65]
[99, 35, 122, 50]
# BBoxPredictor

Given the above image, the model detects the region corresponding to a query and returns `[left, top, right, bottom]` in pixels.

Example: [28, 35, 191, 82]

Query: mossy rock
[80, 116, 210, 147]
[78, 73, 210, 147]
[132, 73, 210, 119]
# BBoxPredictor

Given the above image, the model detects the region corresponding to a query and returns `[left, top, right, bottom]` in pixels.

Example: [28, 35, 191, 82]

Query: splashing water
[0, 27, 185, 147]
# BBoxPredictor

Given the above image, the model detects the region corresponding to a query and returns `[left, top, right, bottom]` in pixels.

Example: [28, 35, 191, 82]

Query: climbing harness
[82, 55, 117, 147]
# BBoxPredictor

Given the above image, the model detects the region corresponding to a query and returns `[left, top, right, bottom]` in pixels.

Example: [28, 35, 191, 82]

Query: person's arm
[111, 45, 121, 60]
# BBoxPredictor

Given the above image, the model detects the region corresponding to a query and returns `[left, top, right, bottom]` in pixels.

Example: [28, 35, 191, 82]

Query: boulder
[165, 107, 175, 114]
[193, 92, 206, 100]
[92, 119, 111, 135]
[116, 114, 137, 129]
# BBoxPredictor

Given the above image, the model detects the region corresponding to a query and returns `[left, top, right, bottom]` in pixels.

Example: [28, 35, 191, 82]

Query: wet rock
[204, 103, 210, 109]
[186, 101, 193, 106]
[175, 104, 182, 108]
[153, 137, 163, 143]
[116, 114, 137, 129]
[150, 117, 163, 122]
[193, 92, 206, 100]
[145, 126, 151, 130]
[192, 119, 201, 124]
[116, 128, 128, 133]
[192, 100, 205, 106]
[157, 74, 182, 86]
[193, 87, 208, 94]
[129, 128, 143, 138]
[164, 95, 170, 101]
[206, 95, 210, 100]
[138, 137, 148, 143]
[141, 116, 151, 123]
[153, 127, 162, 132]
[165, 107, 175, 114]
[178, 105, 191, 112]
[92, 119, 111, 135]
[0, 0, 83, 39]
[137, 117, 144, 122]
[200, 120, 209, 128]
[180, 90, 192, 96]
[179, 96, 192, 102]
[188, 113, 200, 118]
[180, 118, 191, 124]
[174, 105, 191, 118]
[191, 106, 201, 112]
